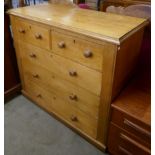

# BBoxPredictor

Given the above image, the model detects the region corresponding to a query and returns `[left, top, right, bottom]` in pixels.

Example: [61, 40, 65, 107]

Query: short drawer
[111, 107, 151, 145]
[22, 58, 100, 119]
[15, 18, 50, 50]
[108, 123, 151, 155]
[20, 41, 102, 96]
[24, 79, 98, 138]
[52, 30, 105, 71]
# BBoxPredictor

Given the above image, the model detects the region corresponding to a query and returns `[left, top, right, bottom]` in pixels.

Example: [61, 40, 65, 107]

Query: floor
[5, 95, 107, 155]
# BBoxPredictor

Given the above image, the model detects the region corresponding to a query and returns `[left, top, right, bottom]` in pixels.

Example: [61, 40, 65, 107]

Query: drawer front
[24, 79, 98, 138]
[52, 30, 105, 71]
[20, 41, 102, 96]
[22, 59, 100, 119]
[111, 108, 151, 144]
[15, 18, 50, 50]
[108, 123, 151, 155]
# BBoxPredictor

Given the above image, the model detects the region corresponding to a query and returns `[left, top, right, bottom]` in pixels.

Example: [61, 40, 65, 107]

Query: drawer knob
[70, 115, 78, 122]
[35, 33, 42, 39]
[69, 94, 77, 100]
[58, 41, 65, 48]
[69, 70, 77, 76]
[29, 53, 36, 58]
[33, 74, 39, 78]
[83, 50, 93, 58]
[19, 28, 25, 33]
[36, 94, 42, 98]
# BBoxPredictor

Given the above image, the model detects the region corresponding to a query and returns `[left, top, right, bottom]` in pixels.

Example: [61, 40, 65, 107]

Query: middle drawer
[19, 41, 102, 96]
[22, 59, 100, 119]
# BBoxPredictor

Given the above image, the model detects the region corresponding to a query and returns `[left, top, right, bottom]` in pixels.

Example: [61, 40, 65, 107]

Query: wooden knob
[70, 115, 78, 122]
[58, 41, 65, 48]
[29, 53, 36, 58]
[33, 74, 39, 78]
[83, 50, 93, 58]
[19, 28, 25, 33]
[35, 33, 42, 39]
[36, 94, 42, 98]
[69, 94, 77, 100]
[69, 70, 77, 76]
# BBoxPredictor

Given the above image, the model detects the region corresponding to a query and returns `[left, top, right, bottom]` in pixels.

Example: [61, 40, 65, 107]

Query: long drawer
[15, 18, 51, 50]
[22, 58, 100, 119]
[52, 30, 105, 71]
[19, 41, 102, 96]
[108, 123, 151, 155]
[24, 79, 98, 138]
[111, 107, 151, 145]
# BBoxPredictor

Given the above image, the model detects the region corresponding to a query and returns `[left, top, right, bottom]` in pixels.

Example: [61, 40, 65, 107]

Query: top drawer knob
[83, 50, 93, 58]
[35, 33, 42, 39]
[58, 41, 65, 48]
[19, 28, 25, 33]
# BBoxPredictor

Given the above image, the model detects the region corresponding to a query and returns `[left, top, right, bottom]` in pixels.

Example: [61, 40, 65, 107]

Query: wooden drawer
[15, 18, 50, 50]
[24, 79, 98, 138]
[108, 123, 151, 155]
[22, 58, 100, 119]
[20, 41, 102, 96]
[111, 107, 151, 145]
[52, 30, 105, 71]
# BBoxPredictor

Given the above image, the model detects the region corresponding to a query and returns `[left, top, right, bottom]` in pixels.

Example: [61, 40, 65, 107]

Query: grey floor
[5, 95, 107, 155]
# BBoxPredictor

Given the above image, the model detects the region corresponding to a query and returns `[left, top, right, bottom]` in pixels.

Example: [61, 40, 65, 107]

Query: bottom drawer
[23, 80, 98, 138]
[108, 123, 151, 155]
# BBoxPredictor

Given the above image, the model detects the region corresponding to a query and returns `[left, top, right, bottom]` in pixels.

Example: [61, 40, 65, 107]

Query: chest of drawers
[8, 4, 148, 150]
[108, 70, 151, 155]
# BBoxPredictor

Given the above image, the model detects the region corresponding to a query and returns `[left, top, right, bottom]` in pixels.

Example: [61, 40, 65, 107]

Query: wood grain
[7, 3, 147, 44]
[22, 59, 100, 119]
[9, 4, 147, 150]
[52, 30, 105, 71]
[19, 41, 102, 96]
[24, 79, 98, 138]
[15, 17, 51, 50]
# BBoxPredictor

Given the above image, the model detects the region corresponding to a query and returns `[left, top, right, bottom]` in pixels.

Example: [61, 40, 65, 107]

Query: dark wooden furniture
[4, 4, 21, 100]
[108, 69, 151, 155]
[100, 0, 151, 11]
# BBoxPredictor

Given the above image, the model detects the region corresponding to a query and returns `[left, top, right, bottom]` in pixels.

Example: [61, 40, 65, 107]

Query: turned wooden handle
[35, 33, 42, 39]
[70, 115, 78, 122]
[83, 50, 92, 58]
[19, 28, 25, 33]
[69, 70, 77, 76]
[123, 119, 151, 138]
[58, 41, 65, 48]
[29, 53, 36, 58]
[32, 74, 39, 78]
[69, 94, 77, 100]
[36, 94, 42, 98]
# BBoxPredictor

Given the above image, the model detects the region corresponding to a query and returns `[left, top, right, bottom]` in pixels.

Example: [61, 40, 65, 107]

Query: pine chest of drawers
[8, 4, 148, 150]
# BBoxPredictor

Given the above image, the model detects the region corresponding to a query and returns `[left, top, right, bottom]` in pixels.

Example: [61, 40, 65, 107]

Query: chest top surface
[8, 3, 147, 44]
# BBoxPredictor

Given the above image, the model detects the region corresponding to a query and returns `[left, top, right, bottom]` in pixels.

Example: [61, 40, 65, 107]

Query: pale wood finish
[19, 41, 102, 96]
[8, 4, 147, 150]
[22, 89, 106, 150]
[7, 4, 147, 44]
[24, 79, 98, 138]
[21, 53, 100, 119]
[15, 17, 51, 50]
[52, 30, 106, 71]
